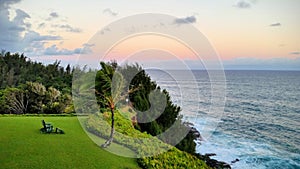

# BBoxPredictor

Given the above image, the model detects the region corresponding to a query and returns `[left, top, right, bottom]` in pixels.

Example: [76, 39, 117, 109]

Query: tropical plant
[95, 61, 125, 147]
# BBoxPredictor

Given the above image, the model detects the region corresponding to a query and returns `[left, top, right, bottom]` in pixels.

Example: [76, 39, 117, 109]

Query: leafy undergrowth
[0, 116, 139, 169]
[86, 111, 211, 169]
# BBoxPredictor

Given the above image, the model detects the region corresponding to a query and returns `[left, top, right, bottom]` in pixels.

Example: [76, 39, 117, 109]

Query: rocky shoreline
[194, 153, 231, 169]
[184, 122, 232, 169]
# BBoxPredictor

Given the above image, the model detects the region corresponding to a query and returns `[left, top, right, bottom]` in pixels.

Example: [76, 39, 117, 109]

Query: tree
[0, 52, 75, 114]
[72, 67, 98, 115]
[3, 87, 28, 114]
[95, 62, 125, 148]
[24, 82, 46, 114]
[66, 64, 71, 75]
[47, 87, 61, 104]
[119, 63, 196, 153]
[6, 68, 14, 87]
[43, 86, 64, 114]
[0, 52, 73, 93]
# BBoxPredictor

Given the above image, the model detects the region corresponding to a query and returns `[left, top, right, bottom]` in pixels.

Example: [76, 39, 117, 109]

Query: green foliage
[0, 90, 5, 113]
[86, 112, 210, 169]
[119, 64, 181, 133]
[119, 64, 197, 154]
[137, 148, 210, 169]
[95, 61, 125, 112]
[24, 81, 46, 113]
[94, 62, 196, 153]
[1, 87, 27, 114]
[175, 131, 196, 154]
[0, 82, 73, 114]
[94, 61, 126, 147]
[0, 52, 72, 90]
[72, 68, 99, 114]
[0, 52, 74, 114]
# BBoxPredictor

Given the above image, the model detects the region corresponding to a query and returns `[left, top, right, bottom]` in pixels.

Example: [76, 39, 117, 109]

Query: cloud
[0, 0, 21, 8]
[290, 52, 300, 55]
[49, 12, 59, 18]
[103, 8, 118, 16]
[38, 23, 46, 29]
[234, 0, 251, 8]
[44, 45, 75, 55]
[20, 31, 62, 56]
[269, 23, 281, 27]
[0, 0, 88, 57]
[174, 16, 196, 25]
[52, 24, 82, 33]
[46, 12, 59, 21]
[44, 44, 93, 55]
[82, 43, 95, 48]
[3, 9, 31, 32]
[23, 31, 61, 42]
[13, 9, 31, 28]
[0, 1, 30, 51]
[14, 9, 30, 23]
[0, 0, 63, 55]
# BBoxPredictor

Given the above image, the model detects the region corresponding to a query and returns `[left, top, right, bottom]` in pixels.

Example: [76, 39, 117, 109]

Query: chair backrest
[42, 120, 46, 129]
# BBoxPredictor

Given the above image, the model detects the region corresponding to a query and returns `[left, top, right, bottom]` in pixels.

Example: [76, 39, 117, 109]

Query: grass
[0, 116, 140, 169]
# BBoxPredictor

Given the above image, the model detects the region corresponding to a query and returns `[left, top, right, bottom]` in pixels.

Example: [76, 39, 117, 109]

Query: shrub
[85, 111, 211, 169]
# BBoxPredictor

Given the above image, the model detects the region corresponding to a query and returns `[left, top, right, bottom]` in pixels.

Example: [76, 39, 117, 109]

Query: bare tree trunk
[101, 107, 115, 148]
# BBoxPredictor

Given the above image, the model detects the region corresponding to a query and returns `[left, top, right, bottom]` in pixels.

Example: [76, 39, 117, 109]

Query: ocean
[147, 70, 300, 169]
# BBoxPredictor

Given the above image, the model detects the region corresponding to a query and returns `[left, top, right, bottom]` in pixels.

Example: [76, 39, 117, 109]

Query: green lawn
[0, 116, 140, 169]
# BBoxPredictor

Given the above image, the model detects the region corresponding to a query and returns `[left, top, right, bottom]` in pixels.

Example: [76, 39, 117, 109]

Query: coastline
[184, 122, 232, 169]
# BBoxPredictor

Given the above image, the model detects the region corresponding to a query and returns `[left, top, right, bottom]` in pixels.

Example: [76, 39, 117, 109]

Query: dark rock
[183, 122, 204, 141]
[190, 127, 202, 139]
[231, 158, 240, 164]
[194, 153, 231, 169]
[183, 121, 194, 127]
[205, 153, 217, 157]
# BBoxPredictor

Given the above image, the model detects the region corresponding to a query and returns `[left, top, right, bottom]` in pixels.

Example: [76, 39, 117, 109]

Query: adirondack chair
[40, 120, 65, 134]
[40, 120, 53, 133]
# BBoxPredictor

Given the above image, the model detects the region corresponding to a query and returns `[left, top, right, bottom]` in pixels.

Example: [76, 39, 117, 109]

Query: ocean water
[147, 70, 300, 169]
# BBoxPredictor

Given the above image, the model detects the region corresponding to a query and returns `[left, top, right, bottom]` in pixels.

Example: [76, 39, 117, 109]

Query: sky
[1, 0, 300, 70]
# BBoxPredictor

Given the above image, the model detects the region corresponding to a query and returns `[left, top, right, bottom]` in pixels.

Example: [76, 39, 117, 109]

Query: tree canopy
[94, 62, 197, 153]
[0, 52, 73, 114]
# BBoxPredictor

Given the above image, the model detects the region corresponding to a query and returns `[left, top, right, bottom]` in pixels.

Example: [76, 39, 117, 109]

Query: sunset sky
[1, 0, 300, 70]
